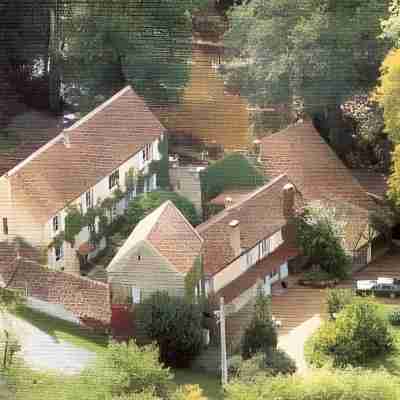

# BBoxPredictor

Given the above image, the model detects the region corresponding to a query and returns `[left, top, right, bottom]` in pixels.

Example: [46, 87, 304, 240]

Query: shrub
[326, 288, 354, 320]
[227, 355, 243, 377]
[388, 309, 400, 326]
[307, 297, 394, 367]
[200, 153, 265, 203]
[126, 191, 201, 229]
[241, 292, 277, 359]
[225, 369, 400, 400]
[137, 291, 204, 367]
[171, 384, 208, 400]
[263, 349, 297, 376]
[296, 204, 352, 279]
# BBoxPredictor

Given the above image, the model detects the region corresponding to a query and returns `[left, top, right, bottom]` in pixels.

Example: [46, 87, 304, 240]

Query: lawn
[12, 305, 108, 354]
[173, 369, 224, 400]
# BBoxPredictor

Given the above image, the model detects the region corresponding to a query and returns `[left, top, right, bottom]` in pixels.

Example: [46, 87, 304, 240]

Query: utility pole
[214, 296, 228, 385]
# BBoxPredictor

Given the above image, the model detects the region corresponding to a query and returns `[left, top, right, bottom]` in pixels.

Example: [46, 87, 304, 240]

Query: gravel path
[277, 315, 322, 374]
[0, 312, 96, 375]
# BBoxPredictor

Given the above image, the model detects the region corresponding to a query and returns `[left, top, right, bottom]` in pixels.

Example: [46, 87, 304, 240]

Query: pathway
[0, 312, 96, 375]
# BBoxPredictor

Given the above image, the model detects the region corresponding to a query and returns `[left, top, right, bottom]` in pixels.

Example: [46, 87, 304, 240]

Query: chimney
[62, 131, 71, 148]
[282, 183, 296, 247]
[229, 219, 241, 257]
[224, 196, 233, 209]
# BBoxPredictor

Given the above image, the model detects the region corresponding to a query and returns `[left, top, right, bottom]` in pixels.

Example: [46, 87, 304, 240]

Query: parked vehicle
[354, 277, 400, 298]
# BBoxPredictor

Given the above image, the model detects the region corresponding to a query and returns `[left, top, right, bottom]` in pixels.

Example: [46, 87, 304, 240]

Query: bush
[326, 288, 354, 320]
[225, 369, 400, 400]
[126, 191, 201, 230]
[171, 384, 207, 400]
[388, 309, 400, 326]
[307, 297, 394, 367]
[264, 349, 297, 376]
[241, 292, 277, 359]
[200, 153, 265, 203]
[296, 204, 352, 279]
[137, 291, 204, 367]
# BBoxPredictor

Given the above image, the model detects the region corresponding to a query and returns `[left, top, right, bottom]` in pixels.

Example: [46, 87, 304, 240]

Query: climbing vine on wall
[185, 255, 204, 302]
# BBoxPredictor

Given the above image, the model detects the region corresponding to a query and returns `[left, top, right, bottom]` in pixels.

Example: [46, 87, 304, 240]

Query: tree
[222, 0, 390, 158]
[296, 203, 351, 279]
[61, 0, 208, 111]
[136, 291, 204, 367]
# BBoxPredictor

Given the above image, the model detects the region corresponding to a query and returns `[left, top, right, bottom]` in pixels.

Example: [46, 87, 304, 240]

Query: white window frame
[246, 252, 252, 267]
[85, 189, 93, 209]
[131, 286, 141, 304]
[55, 244, 64, 262]
[109, 170, 120, 190]
[53, 215, 59, 232]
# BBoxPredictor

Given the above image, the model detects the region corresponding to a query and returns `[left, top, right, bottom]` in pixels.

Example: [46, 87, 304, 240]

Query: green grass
[12, 305, 108, 354]
[173, 369, 224, 400]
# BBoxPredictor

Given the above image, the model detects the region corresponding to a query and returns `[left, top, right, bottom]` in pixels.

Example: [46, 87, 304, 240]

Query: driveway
[0, 312, 96, 375]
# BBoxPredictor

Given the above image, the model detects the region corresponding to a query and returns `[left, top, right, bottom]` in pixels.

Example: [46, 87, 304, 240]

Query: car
[354, 277, 400, 298]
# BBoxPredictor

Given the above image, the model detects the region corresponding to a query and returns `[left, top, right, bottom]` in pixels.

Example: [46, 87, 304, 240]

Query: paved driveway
[0, 312, 96, 375]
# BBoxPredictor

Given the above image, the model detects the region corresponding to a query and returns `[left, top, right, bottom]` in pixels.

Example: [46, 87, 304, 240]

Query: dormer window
[109, 169, 119, 189]
[53, 215, 59, 232]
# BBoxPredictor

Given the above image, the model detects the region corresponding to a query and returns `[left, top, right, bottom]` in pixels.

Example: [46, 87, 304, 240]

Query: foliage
[81, 340, 172, 399]
[241, 291, 277, 360]
[126, 191, 201, 230]
[185, 256, 203, 302]
[302, 270, 336, 282]
[296, 204, 351, 279]
[137, 291, 204, 367]
[307, 297, 394, 367]
[0, 330, 20, 370]
[170, 384, 208, 400]
[388, 309, 400, 326]
[0, 288, 25, 312]
[156, 135, 170, 190]
[64, 205, 84, 246]
[200, 153, 265, 203]
[225, 368, 400, 400]
[326, 288, 355, 320]
[61, 0, 208, 111]
[223, 0, 390, 157]
[375, 49, 400, 143]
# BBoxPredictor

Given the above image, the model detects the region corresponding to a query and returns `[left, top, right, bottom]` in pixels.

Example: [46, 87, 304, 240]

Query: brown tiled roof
[261, 122, 374, 211]
[7, 86, 165, 223]
[208, 189, 253, 207]
[108, 201, 203, 274]
[351, 170, 389, 200]
[260, 122, 375, 250]
[197, 174, 297, 275]
[0, 110, 62, 177]
[217, 244, 298, 304]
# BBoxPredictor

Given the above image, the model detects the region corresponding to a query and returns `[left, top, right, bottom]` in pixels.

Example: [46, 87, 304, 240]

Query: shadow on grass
[11, 305, 109, 354]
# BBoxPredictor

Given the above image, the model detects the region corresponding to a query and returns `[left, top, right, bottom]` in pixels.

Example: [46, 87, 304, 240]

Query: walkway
[0, 312, 96, 375]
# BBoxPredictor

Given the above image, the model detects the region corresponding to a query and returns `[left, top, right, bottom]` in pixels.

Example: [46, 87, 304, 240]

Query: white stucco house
[0, 85, 166, 274]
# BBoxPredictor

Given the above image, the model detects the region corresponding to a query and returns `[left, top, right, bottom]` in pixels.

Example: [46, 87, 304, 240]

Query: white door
[280, 262, 289, 279]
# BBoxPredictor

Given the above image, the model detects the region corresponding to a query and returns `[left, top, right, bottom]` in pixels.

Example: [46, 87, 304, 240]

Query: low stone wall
[3, 257, 111, 327]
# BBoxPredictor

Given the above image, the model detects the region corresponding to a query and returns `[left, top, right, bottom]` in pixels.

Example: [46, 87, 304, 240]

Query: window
[53, 215, 59, 232]
[246, 252, 252, 267]
[131, 286, 141, 304]
[88, 223, 95, 234]
[55, 245, 63, 261]
[143, 143, 152, 162]
[2, 218, 8, 235]
[109, 170, 119, 189]
[85, 190, 93, 209]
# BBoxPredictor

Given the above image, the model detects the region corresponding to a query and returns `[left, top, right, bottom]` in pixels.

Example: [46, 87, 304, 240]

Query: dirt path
[0, 312, 96, 375]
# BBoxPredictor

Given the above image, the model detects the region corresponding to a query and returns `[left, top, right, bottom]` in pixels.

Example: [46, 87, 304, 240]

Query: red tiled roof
[261, 122, 374, 211]
[7, 86, 165, 223]
[217, 244, 298, 304]
[197, 174, 298, 275]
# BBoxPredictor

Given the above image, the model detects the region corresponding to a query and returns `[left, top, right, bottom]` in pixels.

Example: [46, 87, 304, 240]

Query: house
[197, 174, 299, 314]
[0, 85, 166, 274]
[260, 121, 383, 268]
[107, 200, 204, 304]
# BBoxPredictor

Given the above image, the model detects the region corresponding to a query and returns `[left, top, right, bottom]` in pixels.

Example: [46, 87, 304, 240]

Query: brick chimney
[282, 183, 297, 247]
[229, 219, 241, 257]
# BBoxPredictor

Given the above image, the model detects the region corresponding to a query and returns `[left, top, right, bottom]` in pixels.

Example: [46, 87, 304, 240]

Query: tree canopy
[222, 0, 390, 157]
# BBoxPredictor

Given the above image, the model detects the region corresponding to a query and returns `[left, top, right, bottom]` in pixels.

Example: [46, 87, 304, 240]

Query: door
[280, 262, 289, 279]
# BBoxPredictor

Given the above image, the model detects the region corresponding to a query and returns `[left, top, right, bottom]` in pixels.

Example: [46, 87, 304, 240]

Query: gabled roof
[197, 174, 296, 276]
[260, 122, 375, 250]
[108, 200, 203, 275]
[7, 86, 165, 223]
[260, 121, 374, 211]
[0, 110, 62, 177]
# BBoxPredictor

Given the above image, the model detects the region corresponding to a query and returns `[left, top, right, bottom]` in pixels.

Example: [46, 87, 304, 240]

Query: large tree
[222, 0, 390, 157]
[61, 0, 207, 112]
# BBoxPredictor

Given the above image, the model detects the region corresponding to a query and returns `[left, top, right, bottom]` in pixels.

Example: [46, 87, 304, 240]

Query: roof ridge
[196, 173, 288, 233]
[64, 86, 132, 132]
[147, 200, 173, 239]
